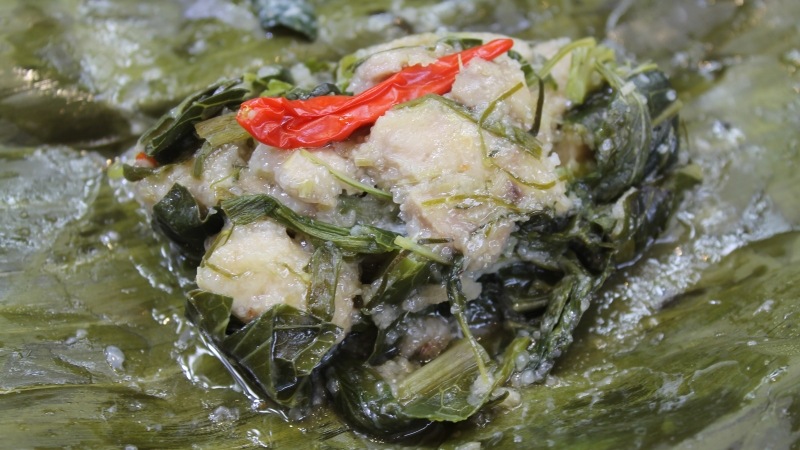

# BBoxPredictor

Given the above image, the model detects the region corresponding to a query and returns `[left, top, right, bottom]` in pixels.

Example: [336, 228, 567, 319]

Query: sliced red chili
[237, 38, 515, 149]
[135, 151, 158, 167]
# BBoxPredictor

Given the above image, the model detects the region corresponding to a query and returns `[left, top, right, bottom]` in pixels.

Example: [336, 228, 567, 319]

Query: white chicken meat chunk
[196, 220, 359, 331]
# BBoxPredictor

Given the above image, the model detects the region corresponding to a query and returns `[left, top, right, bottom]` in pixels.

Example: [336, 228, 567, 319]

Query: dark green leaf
[185, 289, 343, 409]
[367, 305, 443, 365]
[250, 0, 318, 41]
[186, 289, 233, 340]
[565, 84, 651, 202]
[139, 80, 249, 164]
[222, 194, 401, 254]
[306, 242, 343, 322]
[396, 339, 495, 422]
[364, 251, 433, 309]
[285, 82, 342, 100]
[565, 69, 682, 202]
[604, 185, 674, 264]
[326, 354, 431, 438]
[151, 183, 224, 258]
[524, 257, 606, 378]
[121, 163, 157, 182]
[222, 303, 342, 408]
[631, 70, 681, 176]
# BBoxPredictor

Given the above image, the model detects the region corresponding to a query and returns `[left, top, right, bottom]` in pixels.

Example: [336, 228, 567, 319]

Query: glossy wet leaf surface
[1, 0, 799, 448]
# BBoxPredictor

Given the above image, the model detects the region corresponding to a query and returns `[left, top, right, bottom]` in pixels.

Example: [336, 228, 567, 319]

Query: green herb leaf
[244, 66, 294, 95]
[188, 292, 343, 409]
[326, 354, 431, 438]
[399, 94, 543, 158]
[565, 78, 651, 202]
[524, 257, 606, 378]
[364, 251, 433, 309]
[250, 0, 318, 41]
[221, 194, 400, 254]
[306, 242, 343, 322]
[151, 183, 224, 258]
[139, 81, 249, 164]
[395, 339, 495, 422]
[121, 163, 158, 182]
[186, 290, 233, 340]
[194, 114, 250, 150]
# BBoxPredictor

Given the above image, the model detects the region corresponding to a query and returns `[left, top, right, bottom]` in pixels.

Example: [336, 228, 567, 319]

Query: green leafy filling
[187, 291, 342, 409]
[151, 183, 224, 258]
[249, 0, 318, 41]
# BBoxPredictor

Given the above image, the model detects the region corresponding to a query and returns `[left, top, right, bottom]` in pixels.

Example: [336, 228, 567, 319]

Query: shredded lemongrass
[652, 99, 684, 127]
[498, 165, 558, 190]
[626, 61, 660, 77]
[393, 235, 451, 265]
[299, 149, 392, 200]
[200, 226, 233, 269]
[565, 44, 614, 104]
[538, 37, 596, 79]
[422, 193, 526, 214]
[285, 262, 312, 284]
[531, 75, 545, 136]
[594, 60, 625, 90]
[399, 94, 542, 157]
[192, 142, 215, 178]
[479, 82, 524, 124]
[444, 258, 490, 381]
[195, 113, 250, 148]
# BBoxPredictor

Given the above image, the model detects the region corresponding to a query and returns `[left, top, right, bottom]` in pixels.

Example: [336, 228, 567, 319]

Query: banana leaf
[2, 0, 799, 448]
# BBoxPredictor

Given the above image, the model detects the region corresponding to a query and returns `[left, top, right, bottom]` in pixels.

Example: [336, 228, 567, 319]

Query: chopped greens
[188, 291, 342, 408]
[299, 149, 393, 200]
[195, 114, 251, 149]
[249, 0, 319, 41]
[399, 94, 544, 159]
[222, 194, 400, 254]
[152, 183, 224, 258]
[140, 81, 250, 164]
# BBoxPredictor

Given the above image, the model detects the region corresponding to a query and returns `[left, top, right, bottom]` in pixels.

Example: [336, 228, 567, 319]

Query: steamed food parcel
[125, 31, 686, 437]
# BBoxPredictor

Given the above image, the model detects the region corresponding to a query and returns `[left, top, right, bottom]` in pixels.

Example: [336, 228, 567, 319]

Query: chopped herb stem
[299, 150, 392, 200]
[400, 94, 542, 158]
[538, 37, 596, 79]
[652, 99, 683, 127]
[479, 82, 524, 125]
[393, 235, 451, 265]
[422, 194, 526, 214]
[195, 113, 251, 148]
[446, 257, 489, 381]
[531, 75, 545, 136]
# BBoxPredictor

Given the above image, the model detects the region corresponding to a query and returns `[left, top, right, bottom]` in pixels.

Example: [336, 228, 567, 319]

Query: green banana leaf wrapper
[1, 0, 799, 448]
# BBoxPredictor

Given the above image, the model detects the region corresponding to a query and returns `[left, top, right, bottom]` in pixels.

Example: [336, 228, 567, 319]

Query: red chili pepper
[237, 38, 515, 149]
[135, 151, 158, 167]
